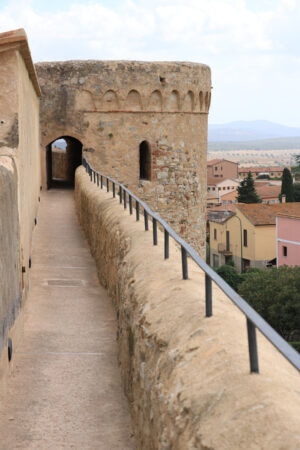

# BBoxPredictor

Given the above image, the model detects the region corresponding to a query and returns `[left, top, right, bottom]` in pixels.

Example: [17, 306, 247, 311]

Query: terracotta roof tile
[207, 159, 222, 165]
[255, 185, 281, 199]
[207, 176, 225, 185]
[208, 204, 237, 212]
[237, 203, 300, 225]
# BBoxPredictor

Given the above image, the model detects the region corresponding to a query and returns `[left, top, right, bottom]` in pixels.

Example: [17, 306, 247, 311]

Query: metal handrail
[82, 157, 300, 373]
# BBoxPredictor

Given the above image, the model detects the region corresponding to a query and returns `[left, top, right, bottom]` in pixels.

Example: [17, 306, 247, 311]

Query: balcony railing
[82, 157, 300, 374]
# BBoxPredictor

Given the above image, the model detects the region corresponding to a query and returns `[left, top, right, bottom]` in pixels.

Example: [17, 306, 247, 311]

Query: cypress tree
[279, 168, 294, 202]
[237, 172, 261, 203]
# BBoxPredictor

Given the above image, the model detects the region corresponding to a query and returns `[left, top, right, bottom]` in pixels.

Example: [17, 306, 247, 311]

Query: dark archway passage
[46, 136, 82, 189]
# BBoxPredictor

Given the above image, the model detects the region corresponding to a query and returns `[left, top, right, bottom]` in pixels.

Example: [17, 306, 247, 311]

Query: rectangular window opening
[243, 229, 248, 247]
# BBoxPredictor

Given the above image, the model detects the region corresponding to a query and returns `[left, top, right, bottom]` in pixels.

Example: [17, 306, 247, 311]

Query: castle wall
[0, 29, 41, 393]
[36, 61, 211, 256]
[75, 166, 300, 450]
[16, 51, 41, 295]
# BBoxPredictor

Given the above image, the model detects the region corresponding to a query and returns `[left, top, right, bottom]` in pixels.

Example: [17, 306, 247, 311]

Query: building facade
[276, 213, 300, 267]
[207, 158, 238, 179]
[239, 167, 285, 179]
[209, 203, 300, 272]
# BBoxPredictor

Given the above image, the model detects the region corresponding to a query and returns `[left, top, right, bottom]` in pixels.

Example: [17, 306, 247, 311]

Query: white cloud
[0, 0, 299, 125]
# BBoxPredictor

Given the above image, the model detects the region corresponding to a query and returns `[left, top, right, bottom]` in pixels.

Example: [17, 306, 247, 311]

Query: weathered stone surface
[36, 60, 211, 256]
[0, 28, 41, 394]
[75, 166, 300, 450]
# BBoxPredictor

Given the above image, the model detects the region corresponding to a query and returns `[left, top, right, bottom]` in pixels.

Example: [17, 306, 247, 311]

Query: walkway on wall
[0, 189, 134, 449]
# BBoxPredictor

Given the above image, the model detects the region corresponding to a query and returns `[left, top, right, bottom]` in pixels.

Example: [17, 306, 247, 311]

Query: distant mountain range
[208, 120, 300, 151]
[208, 120, 300, 142]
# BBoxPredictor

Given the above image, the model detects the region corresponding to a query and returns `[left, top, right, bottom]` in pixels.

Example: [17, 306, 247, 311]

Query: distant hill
[208, 120, 300, 142]
[208, 136, 300, 151]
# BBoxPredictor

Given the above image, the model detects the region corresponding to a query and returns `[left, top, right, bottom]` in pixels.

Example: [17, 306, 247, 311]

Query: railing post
[129, 195, 133, 215]
[205, 274, 212, 317]
[97, 173, 99, 187]
[101, 175, 103, 189]
[113, 182, 116, 198]
[107, 178, 109, 192]
[181, 246, 188, 280]
[124, 190, 127, 209]
[247, 319, 259, 373]
[164, 229, 169, 259]
[136, 201, 140, 221]
[144, 210, 149, 231]
[119, 186, 122, 204]
[93, 171, 96, 183]
[153, 218, 157, 245]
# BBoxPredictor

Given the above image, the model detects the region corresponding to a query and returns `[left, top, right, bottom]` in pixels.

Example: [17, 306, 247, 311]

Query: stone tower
[36, 61, 211, 256]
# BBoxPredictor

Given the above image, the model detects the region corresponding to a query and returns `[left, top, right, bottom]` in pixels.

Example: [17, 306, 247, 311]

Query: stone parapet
[75, 165, 300, 450]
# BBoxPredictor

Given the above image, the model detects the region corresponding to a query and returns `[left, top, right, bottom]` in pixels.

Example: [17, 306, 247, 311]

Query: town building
[238, 167, 285, 179]
[207, 177, 239, 194]
[276, 212, 300, 267]
[207, 158, 238, 179]
[209, 203, 300, 272]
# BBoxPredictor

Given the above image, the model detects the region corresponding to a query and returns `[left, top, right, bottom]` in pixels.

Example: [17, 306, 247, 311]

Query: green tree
[238, 266, 300, 342]
[294, 182, 300, 202]
[237, 172, 261, 203]
[279, 167, 294, 202]
[215, 264, 241, 291]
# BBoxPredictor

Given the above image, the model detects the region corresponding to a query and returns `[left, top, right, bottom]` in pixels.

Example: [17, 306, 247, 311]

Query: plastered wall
[75, 166, 300, 450]
[0, 44, 40, 389]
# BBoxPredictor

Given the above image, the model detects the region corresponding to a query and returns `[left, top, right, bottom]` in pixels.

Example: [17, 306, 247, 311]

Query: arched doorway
[45, 136, 82, 189]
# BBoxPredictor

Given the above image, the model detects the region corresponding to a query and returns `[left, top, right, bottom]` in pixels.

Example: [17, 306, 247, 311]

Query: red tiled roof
[207, 176, 225, 185]
[208, 204, 237, 212]
[277, 212, 300, 219]
[237, 203, 300, 225]
[207, 159, 222, 165]
[207, 158, 238, 166]
[255, 185, 281, 199]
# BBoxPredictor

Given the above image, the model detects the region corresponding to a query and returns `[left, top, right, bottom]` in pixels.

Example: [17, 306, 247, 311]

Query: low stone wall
[75, 166, 300, 450]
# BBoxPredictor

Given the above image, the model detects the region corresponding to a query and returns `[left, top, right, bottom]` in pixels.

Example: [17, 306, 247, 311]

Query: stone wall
[36, 60, 211, 256]
[0, 29, 41, 391]
[75, 166, 300, 450]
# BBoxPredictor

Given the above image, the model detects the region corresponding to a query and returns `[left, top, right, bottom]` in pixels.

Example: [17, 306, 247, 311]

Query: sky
[0, 0, 299, 127]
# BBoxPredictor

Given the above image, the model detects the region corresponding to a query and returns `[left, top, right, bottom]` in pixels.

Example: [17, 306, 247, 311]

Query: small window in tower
[283, 246, 287, 257]
[139, 141, 151, 180]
